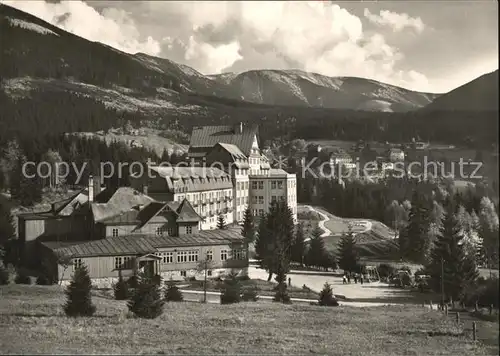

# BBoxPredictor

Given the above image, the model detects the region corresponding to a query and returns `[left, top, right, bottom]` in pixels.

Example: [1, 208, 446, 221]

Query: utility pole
[203, 253, 208, 304]
[441, 257, 445, 309]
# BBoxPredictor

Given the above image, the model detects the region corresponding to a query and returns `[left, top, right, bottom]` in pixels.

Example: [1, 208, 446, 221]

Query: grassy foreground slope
[0, 285, 496, 355]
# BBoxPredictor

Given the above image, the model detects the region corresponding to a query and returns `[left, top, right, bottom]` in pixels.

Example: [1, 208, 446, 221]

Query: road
[180, 288, 403, 307]
[301, 205, 373, 240]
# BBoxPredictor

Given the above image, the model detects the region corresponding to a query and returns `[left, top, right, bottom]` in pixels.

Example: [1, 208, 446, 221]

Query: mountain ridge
[420, 70, 498, 112]
[1, 3, 439, 113]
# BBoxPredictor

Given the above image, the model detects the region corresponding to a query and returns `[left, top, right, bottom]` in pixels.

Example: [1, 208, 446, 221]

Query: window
[73, 258, 83, 270]
[188, 250, 199, 262]
[207, 270, 212, 276]
[114, 257, 122, 270]
[186, 226, 193, 234]
[251, 181, 258, 190]
[123, 256, 133, 269]
[232, 249, 246, 260]
[259, 209, 264, 216]
[258, 196, 264, 204]
[221, 250, 228, 261]
[156, 227, 163, 236]
[177, 251, 188, 263]
[167, 227, 175, 236]
[271, 196, 277, 203]
[180, 270, 186, 277]
[112, 228, 119, 237]
[252, 196, 258, 204]
[206, 250, 213, 261]
[278, 181, 283, 189]
[156, 252, 173, 264]
[258, 181, 264, 189]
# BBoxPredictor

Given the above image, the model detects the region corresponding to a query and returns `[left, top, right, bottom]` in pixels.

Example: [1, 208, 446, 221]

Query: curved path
[301, 205, 372, 241]
[301, 205, 332, 239]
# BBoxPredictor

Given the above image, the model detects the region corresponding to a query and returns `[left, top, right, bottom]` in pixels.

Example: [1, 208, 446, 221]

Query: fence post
[489, 304, 493, 315]
[474, 302, 479, 312]
[472, 322, 477, 342]
[455, 312, 460, 324]
[444, 304, 448, 316]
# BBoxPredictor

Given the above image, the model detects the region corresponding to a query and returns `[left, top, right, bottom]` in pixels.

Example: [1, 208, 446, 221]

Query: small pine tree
[164, 279, 184, 302]
[338, 229, 359, 274]
[307, 226, 327, 269]
[0, 263, 9, 285]
[241, 285, 259, 302]
[64, 265, 96, 317]
[241, 206, 255, 243]
[427, 207, 479, 302]
[15, 271, 31, 284]
[291, 222, 306, 266]
[217, 213, 227, 230]
[128, 276, 164, 319]
[113, 274, 129, 300]
[36, 274, 50, 285]
[220, 272, 241, 304]
[127, 274, 139, 289]
[318, 282, 339, 307]
[0, 200, 15, 247]
[273, 261, 291, 304]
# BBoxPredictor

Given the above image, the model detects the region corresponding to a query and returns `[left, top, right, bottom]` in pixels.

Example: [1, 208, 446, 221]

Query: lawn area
[1, 284, 497, 355]
[180, 278, 319, 300]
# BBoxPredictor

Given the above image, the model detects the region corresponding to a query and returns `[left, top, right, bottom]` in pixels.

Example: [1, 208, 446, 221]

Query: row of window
[175, 190, 233, 203]
[236, 181, 249, 190]
[72, 249, 247, 272]
[252, 209, 265, 217]
[251, 180, 291, 190]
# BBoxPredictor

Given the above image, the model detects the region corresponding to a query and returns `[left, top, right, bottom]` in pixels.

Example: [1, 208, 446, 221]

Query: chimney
[88, 175, 94, 202]
[93, 175, 101, 198]
[235, 122, 243, 134]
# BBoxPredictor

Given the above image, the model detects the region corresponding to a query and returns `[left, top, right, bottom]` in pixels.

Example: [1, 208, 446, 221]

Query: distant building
[175, 123, 297, 224]
[17, 178, 247, 288]
[329, 151, 356, 170]
[388, 148, 405, 162]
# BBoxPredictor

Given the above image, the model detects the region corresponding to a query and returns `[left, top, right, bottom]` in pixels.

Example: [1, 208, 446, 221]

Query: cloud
[2, 0, 432, 91]
[364, 8, 425, 34]
[1, 0, 161, 56]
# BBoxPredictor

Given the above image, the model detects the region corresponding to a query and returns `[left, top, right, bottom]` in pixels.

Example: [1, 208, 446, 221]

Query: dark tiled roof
[188, 124, 259, 156]
[176, 199, 201, 223]
[90, 187, 155, 222]
[43, 229, 245, 258]
[136, 201, 168, 226]
[149, 166, 232, 193]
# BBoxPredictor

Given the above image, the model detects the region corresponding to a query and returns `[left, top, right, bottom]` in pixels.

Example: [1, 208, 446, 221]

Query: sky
[1, 0, 498, 93]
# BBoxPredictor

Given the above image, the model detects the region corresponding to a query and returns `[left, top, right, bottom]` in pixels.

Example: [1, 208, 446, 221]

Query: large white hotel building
[132, 123, 297, 230]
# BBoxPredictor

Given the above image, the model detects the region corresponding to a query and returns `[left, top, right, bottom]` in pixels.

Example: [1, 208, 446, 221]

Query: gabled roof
[176, 199, 201, 223]
[43, 229, 246, 258]
[205, 143, 250, 169]
[189, 124, 259, 156]
[217, 143, 247, 160]
[90, 187, 155, 223]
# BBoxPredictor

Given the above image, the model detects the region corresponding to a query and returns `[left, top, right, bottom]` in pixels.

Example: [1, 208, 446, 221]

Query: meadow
[0, 284, 498, 355]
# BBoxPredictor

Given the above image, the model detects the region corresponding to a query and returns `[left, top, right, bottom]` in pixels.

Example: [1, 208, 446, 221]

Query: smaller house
[329, 150, 356, 169]
[388, 148, 405, 162]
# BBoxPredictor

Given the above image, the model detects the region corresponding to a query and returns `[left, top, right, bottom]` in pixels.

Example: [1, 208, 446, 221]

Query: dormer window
[186, 226, 193, 234]
[112, 228, 119, 237]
